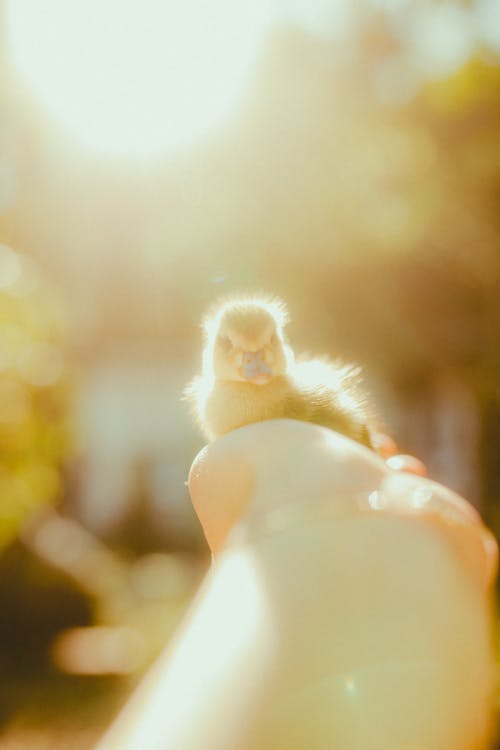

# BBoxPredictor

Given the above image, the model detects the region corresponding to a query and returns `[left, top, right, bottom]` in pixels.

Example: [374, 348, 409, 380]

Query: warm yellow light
[100, 549, 274, 750]
[52, 626, 145, 675]
[5, 0, 276, 161]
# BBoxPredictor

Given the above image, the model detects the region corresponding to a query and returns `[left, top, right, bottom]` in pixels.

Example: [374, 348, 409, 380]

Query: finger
[386, 453, 427, 477]
[371, 432, 398, 459]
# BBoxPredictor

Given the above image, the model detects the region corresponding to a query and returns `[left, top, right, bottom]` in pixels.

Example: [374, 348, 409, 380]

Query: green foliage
[0, 247, 69, 550]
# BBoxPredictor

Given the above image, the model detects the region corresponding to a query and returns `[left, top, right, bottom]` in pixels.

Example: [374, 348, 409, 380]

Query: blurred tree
[0, 244, 69, 550]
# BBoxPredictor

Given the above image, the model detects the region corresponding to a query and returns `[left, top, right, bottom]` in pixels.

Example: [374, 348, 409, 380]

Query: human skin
[98, 420, 498, 750]
[189, 420, 495, 577]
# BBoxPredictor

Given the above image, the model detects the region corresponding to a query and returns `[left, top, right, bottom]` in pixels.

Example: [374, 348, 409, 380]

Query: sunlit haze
[1, 0, 500, 746]
[5, 0, 277, 160]
[5, 0, 495, 160]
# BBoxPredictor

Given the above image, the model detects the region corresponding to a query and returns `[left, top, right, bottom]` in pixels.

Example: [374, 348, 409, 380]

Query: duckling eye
[219, 335, 233, 352]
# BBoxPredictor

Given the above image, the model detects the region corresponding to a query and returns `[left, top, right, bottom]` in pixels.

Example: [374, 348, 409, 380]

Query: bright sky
[5, 0, 278, 161]
[5, 1, 498, 161]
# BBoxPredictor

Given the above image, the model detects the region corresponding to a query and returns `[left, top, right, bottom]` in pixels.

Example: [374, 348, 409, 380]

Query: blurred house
[73, 356, 203, 550]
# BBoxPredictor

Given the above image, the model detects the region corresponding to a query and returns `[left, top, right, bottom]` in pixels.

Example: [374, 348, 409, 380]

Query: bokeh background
[0, 0, 499, 747]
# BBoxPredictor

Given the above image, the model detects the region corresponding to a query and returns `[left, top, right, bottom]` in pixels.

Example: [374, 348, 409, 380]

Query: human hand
[188, 420, 496, 591]
[99, 420, 498, 750]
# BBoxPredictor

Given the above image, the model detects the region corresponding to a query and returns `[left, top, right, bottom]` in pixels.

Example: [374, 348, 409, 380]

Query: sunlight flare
[5, 0, 276, 160]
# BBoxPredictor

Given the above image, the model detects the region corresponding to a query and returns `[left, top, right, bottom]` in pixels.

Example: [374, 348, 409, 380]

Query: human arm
[98, 420, 498, 750]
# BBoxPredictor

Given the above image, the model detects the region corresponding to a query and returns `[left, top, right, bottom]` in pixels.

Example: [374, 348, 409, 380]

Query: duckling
[185, 295, 375, 447]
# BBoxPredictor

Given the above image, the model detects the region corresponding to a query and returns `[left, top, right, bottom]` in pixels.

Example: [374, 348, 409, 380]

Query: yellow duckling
[185, 295, 374, 447]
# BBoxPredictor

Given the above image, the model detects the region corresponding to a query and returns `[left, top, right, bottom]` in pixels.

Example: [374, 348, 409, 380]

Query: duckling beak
[240, 350, 272, 384]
